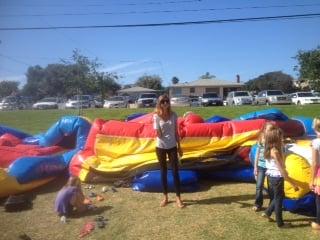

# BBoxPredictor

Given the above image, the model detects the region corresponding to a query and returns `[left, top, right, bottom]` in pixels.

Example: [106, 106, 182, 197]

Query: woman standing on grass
[153, 94, 185, 208]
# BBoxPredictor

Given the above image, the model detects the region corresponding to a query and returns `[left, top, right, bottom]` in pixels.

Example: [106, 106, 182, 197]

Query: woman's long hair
[264, 124, 284, 160]
[313, 117, 320, 133]
[155, 94, 171, 117]
[258, 122, 275, 144]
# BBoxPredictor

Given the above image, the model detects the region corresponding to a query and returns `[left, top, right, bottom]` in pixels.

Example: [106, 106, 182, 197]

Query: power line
[0, 53, 31, 66]
[1, 3, 320, 17]
[0, 13, 320, 31]
[0, 0, 201, 8]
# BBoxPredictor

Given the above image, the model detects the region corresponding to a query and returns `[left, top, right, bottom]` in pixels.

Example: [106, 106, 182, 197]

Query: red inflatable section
[0, 133, 64, 168]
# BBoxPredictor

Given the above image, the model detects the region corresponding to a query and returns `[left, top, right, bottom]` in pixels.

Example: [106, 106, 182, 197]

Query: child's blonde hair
[65, 176, 81, 188]
[264, 124, 284, 160]
[312, 117, 320, 133]
[258, 122, 275, 144]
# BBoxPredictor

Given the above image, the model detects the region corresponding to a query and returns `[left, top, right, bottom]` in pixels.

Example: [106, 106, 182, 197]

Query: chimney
[236, 74, 240, 83]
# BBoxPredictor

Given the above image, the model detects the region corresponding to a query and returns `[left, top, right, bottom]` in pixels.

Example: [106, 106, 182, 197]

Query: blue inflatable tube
[126, 113, 146, 121]
[205, 115, 230, 123]
[237, 108, 289, 121]
[132, 170, 199, 192]
[9, 155, 67, 183]
[0, 125, 31, 139]
[249, 144, 259, 166]
[198, 166, 255, 182]
[39, 116, 91, 149]
[292, 116, 316, 137]
[283, 193, 316, 216]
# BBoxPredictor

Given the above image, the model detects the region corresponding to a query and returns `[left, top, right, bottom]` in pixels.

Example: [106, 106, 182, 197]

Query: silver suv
[226, 91, 253, 105]
[201, 93, 223, 106]
[136, 93, 157, 108]
[255, 90, 291, 105]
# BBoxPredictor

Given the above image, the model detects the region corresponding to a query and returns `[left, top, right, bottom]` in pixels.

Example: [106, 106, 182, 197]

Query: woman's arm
[174, 114, 183, 157]
[254, 145, 260, 176]
[153, 114, 162, 137]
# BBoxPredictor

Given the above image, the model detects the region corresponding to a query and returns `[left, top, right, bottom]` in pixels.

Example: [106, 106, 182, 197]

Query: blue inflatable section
[249, 144, 259, 166]
[283, 193, 316, 216]
[132, 170, 199, 192]
[0, 125, 31, 139]
[237, 108, 289, 121]
[126, 113, 146, 121]
[9, 156, 66, 183]
[198, 166, 255, 183]
[39, 116, 91, 149]
[205, 115, 230, 123]
[8, 116, 91, 184]
[292, 116, 316, 137]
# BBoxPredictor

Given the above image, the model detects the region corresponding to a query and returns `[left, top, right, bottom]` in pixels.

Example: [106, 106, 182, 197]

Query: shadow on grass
[185, 193, 256, 208]
[70, 205, 113, 218]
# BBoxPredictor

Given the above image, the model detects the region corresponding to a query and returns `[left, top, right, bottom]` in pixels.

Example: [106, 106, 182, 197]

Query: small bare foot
[176, 199, 185, 209]
[160, 199, 168, 207]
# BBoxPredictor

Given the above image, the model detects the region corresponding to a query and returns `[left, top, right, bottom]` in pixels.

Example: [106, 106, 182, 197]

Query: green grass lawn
[1, 105, 320, 240]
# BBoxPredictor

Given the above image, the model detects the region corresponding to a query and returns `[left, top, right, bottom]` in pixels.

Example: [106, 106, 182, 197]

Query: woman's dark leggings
[156, 147, 181, 197]
[316, 194, 320, 224]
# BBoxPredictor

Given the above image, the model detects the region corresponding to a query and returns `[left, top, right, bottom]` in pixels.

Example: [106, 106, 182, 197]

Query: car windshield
[140, 94, 157, 98]
[234, 92, 250, 97]
[172, 95, 188, 99]
[39, 98, 57, 102]
[297, 92, 314, 97]
[1, 96, 16, 103]
[71, 95, 90, 101]
[203, 93, 218, 98]
[267, 90, 284, 96]
[107, 97, 124, 101]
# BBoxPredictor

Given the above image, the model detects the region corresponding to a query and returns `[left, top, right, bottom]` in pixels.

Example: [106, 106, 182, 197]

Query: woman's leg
[168, 147, 184, 208]
[316, 194, 320, 224]
[265, 176, 275, 217]
[156, 147, 168, 206]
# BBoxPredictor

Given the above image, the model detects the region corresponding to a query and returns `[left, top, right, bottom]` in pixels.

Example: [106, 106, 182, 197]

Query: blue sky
[0, 0, 320, 88]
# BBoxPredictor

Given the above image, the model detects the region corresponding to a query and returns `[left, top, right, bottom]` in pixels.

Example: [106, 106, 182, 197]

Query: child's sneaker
[252, 206, 262, 212]
[261, 213, 274, 222]
[278, 223, 292, 228]
[60, 215, 67, 223]
[311, 221, 320, 230]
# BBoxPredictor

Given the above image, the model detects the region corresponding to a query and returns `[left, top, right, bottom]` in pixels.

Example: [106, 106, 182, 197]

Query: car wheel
[266, 101, 270, 106]
[297, 101, 301, 105]
[232, 101, 235, 106]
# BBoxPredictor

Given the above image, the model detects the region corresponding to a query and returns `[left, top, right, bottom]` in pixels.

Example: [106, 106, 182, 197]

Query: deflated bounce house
[0, 108, 317, 216]
[0, 116, 91, 197]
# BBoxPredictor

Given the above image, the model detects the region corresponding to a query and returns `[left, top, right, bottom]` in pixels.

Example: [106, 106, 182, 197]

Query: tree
[0, 80, 19, 98]
[135, 75, 163, 90]
[294, 46, 320, 92]
[22, 49, 120, 99]
[245, 71, 295, 93]
[171, 76, 179, 84]
[200, 72, 216, 79]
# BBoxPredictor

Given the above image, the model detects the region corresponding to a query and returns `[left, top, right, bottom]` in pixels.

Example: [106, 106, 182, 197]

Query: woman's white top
[153, 112, 178, 149]
[265, 158, 282, 177]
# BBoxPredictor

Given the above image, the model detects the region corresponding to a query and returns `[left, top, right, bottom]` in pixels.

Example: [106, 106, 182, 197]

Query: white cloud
[120, 67, 160, 76]
[100, 59, 150, 72]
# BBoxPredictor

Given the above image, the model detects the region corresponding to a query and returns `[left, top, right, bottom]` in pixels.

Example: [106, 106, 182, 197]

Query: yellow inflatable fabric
[264, 153, 311, 199]
[0, 168, 54, 198]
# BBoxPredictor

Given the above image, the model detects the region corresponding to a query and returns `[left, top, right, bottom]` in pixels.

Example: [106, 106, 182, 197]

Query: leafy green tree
[0, 80, 19, 98]
[135, 75, 163, 90]
[245, 71, 295, 93]
[294, 46, 320, 91]
[200, 72, 216, 79]
[171, 76, 179, 84]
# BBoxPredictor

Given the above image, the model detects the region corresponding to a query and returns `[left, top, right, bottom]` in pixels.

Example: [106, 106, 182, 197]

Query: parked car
[226, 91, 253, 105]
[189, 96, 201, 107]
[170, 95, 191, 107]
[32, 97, 61, 109]
[104, 96, 128, 108]
[290, 92, 320, 105]
[201, 93, 223, 106]
[93, 96, 104, 108]
[0, 96, 29, 110]
[65, 95, 93, 109]
[136, 93, 157, 108]
[255, 90, 291, 105]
